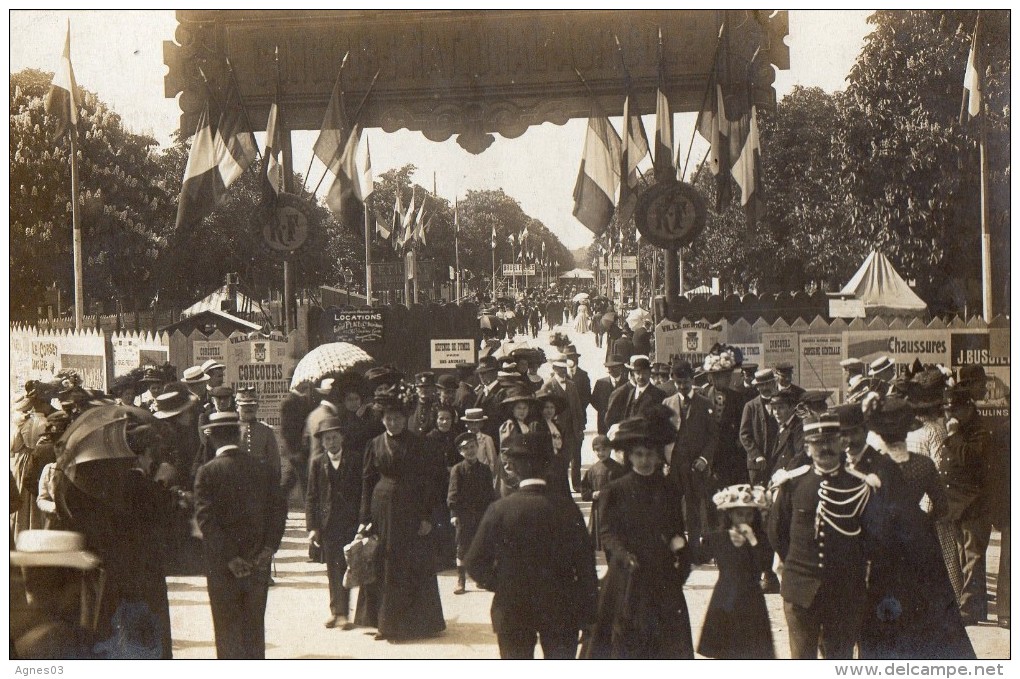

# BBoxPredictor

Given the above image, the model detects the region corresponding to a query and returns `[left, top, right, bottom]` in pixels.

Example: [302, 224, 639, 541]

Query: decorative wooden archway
[164, 9, 789, 153]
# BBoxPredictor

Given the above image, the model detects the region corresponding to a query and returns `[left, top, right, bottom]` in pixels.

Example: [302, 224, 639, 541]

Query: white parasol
[290, 342, 376, 389]
[572, 292, 590, 302]
[626, 308, 651, 331]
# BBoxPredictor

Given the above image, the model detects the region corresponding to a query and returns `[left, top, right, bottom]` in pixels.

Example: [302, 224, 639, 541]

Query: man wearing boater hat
[194, 411, 287, 659]
[768, 412, 869, 659]
[740, 368, 780, 486]
[465, 432, 598, 659]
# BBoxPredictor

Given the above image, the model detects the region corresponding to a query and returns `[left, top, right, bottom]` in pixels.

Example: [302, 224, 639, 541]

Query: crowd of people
[8, 316, 1009, 660]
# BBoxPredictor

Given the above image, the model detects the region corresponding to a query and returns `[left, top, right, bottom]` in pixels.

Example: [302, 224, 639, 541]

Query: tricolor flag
[417, 213, 433, 246]
[731, 103, 762, 225]
[572, 110, 622, 236]
[361, 136, 374, 199]
[509, 233, 516, 248]
[44, 22, 78, 140]
[960, 15, 983, 123]
[617, 93, 650, 226]
[654, 30, 675, 181]
[312, 74, 349, 174]
[264, 101, 283, 195]
[491, 224, 496, 249]
[174, 86, 258, 231]
[521, 225, 529, 242]
[375, 211, 391, 240]
[391, 191, 403, 251]
[324, 125, 363, 215]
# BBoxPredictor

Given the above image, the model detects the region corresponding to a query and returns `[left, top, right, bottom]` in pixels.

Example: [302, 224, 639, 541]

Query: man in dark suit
[631, 321, 652, 357]
[454, 362, 479, 411]
[767, 388, 805, 480]
[604, 356, 666, 431]
[662, 360, 717, 564]
[306, 416, 364, 630]
[279, 380, 318, 503]
[942, 385, 994, 625]
[767, 413, 869, 659]
[543, 356, 586, 492]
[194, 412, 287, 659]
[591, 356, 627, 436]
[465, 433, 598, 659]
[651, 362, 677, 398]
[563, 344, 592, 414]
[609, 328, 635, 366]
[473, 356, 505, 442]
[700, 364, 748, 487]
[740, 369, 779, 486]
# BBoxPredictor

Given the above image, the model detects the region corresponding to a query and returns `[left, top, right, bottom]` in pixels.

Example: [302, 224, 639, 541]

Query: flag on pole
[324, 125, 363, 214]
[731, 103, 762, 225]
[45, 21, 78, 140]
[509, 233, 516, 248]
[417, 213, 433, 246]
[491, 224, 496, 249]
[375, 211, 391, 240]
[454, 198, 459, 234]
[174, 87, 258, 231]
[521, 225, 529, 242]
[654, 30, 675, 181]
[312, 74, 348, 173]
[618, 93, 650, 226]
[961, 15, 983, 123]
[361, 136, 374, 199]
[264, 101, 284, 195]
[391, 191, 403, 251]
[572, 110, 622, 236]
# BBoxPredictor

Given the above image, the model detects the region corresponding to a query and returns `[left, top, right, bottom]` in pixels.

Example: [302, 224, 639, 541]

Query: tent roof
[838, 251, 927, 315]
[558, 268, 595, 279]
[181, 285, 258, 317]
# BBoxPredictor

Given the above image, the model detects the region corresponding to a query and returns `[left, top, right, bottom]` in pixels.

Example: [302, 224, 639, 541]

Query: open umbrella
[572, 293, 590, 303]
[59, 405, 153, 483]
[290, 342, 375, 389]
[626, 308, 651, 331]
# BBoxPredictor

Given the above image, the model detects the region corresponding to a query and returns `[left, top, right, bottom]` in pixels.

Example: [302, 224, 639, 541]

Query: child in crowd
[447, 433, 496, 594]
[697, 484, 775, 659]
[461, 409, 498, 482]
[579, 435, 626, 553]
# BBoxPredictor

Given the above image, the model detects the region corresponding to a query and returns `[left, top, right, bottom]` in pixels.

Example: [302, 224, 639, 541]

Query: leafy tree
[10, 68, 170, 319]
[834, 9, 1010, 312]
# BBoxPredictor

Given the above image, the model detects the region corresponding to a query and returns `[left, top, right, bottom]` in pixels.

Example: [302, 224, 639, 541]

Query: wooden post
[69, 127, 84, 329]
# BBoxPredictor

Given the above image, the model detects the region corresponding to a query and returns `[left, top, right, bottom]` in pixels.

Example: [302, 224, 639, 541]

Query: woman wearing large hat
[354, 382, 446, 642]
[585, 405, 694, 659]
[495, 387, 538, 497]
[533, 387, 571, 496]
[856, 394, 976, 660]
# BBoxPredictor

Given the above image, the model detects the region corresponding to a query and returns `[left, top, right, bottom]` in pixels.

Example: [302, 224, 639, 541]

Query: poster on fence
[798, 335, 844, 403]
[730, 343, 764, 368]
[30, 338, 59, 381]
[654, 320, 720, 366]
[430, 339, 476, 369]
[112, 334, 171, 377]
[224, 334, 296, 431]
[843, 329, 951, 378]
[11, 331, 33, 397]
[322, 308, 385, 345]
[61, 354, 107, 391]
[761, 333, 800, 384]
[950, 331, 1010, 423]
[193, 340, 229, 371]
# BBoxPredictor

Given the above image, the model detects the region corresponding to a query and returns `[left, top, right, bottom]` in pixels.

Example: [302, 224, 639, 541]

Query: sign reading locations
[323, 308, 385, 345]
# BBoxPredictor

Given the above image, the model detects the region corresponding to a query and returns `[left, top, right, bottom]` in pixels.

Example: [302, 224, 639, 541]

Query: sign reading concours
[323, 308, 385, 345]
[430, 339, 476, 369]
[225, 334, 296, 430]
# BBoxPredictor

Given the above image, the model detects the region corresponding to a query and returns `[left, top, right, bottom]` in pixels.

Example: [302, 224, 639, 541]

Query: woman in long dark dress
[354, 391, 446, 641]
[589, 406, 694, 659]
[859, 396, 975, 659]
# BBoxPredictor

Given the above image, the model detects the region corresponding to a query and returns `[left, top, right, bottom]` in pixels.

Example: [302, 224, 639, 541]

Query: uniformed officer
[768, 412, 870, 659]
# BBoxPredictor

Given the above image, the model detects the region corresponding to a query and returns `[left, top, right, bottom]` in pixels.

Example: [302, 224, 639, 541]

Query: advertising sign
[731, 343, 764, 367]
[950, 331, 1010, 421]
[193, 340, 229, 369]
[798, 335, 844, 402]
[61, 354, 106, 391]
[762, 333, 800, 385]
[430, 339, 477, 369]
[654, 320, 720, 366]
[322, 308, 385, 345]
[224, 335, 296, 430]
[843, 329, 951, 379]
[112, 335, 172, 377]
[502, 264, 537, 276]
